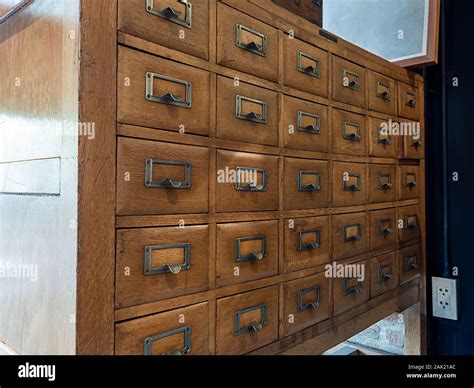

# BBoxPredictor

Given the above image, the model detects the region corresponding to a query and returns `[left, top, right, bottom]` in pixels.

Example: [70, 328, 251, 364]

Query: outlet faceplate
[432, 276, 458, 320]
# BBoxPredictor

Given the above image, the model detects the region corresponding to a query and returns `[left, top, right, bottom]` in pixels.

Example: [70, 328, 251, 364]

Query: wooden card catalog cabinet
[1, 0, 425, 355]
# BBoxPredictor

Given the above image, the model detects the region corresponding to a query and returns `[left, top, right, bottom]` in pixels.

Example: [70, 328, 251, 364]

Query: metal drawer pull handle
[404, 173, 417, 188]
[298, 111, 321, 134]
[297, 228, 320, 251]
[297, 171, 321, 192]
[406, 254, 418, 271]
[297, 285, 321, 311]
[378, 127, 392, 145]
[146, 72, 192, 108]
[235, 24, 267, 57]
[411, 136, 422, 148]
[235, 95, 268, 124]
[144, 326, 192, 355]
[234, 304, 267, 336]
[297, 51, 321, 78]
[376, 81, 391, 101]
[145, 159, 192, 189]
[377, 219, 393, 236]
[0, 0, 31, 24]
[343, 278, 362, 296]
[343, 173, 360, 192]
[377, 173, 392, 190]
[377, 263, 394, 283]
[235, 235, 267, 262]
[343, 69, 360, 91]
[344, 224, 361, 243]
[235, 167, 267, 192]
[146, 0, 192, 29]
[144, 242, 191, 275]
[404, 91, 417, 107]
[342, 121, 361, 141]
[404, 215, 418, 229]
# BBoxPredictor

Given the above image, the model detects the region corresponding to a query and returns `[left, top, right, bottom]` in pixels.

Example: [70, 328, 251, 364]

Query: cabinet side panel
[76, 0, 117, 355]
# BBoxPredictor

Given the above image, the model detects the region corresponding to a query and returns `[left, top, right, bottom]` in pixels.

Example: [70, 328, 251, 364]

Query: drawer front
[398, 206, 421, 242]
[399, 121, 424, 159]
[118, 0, 210, 60]
[283, 37, 328, 97]
[398, 82, 420, 120]
[283, 157, 329, 210]
[368, 116, 397, 158]
[282, 273, 331, 336]
[216, 286, 279, 354]
[283, 216, 330, 273]
[217, 3, 279, 82]
[398, 243, 421, 284]
[282, 95, 329, 152]
[332, 212, 368, 260]
[118, 47, 210, 135]
[332, 161, 367, 207]
[216, 150, 279, 212]
[216, 220, 278, 287]
[369, 208, 397, 251]
[368, 71, 396, 115]
[398, 165, 420, 200]
[115, 302, 209, 355]
[332, 108, 367, 156]
[216, 76, 278, 146]
[116, 225, 209, 308]
[333, 259, 369, 315]
[332, 56, 366, 108]
[369, 164, 397, 203]
[117, 137, 209, 215]
[370, 251, 398, 298]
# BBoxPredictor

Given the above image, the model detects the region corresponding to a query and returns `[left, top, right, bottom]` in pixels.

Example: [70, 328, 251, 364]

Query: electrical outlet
[432, 276, 458, 320]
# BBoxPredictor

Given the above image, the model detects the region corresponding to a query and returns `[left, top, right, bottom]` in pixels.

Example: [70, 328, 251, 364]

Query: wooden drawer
[118, 0, 210, 60]
[282, 95, 329, 152]
[370, 251, 398, 298]
[282, 273, 331, 337]
[273, 0, 322, 26]
[399, 122, 424, 159]
[369, 208, 397, 252]
[332, 108, 367, 156]
[118, 47, 210, 135]
[398, 82, 420, 120]
[333, 258, 369, 315]
[116, 225, 209, 308]
[283, 216, 330, 273]
[369, 164, 397, 203]
[117, 137, 209, 215]
[398, 164, 420, 200]
[332, 161, 367, 207]
[216, 76, 278, 146]
[216, 150, 279, 212]
[368, 116, 397, 158]
[216, 286, 279, 354]
[332, 212, 368, 260]
[216, 220, 278, 287]
[398, 206, 421, 243]
[283, 157, 329, 210]
[115, 302, 209, 355]
[368, 71, 396, 115]
[332, 56, 366, 108]
[398, 243, 421, 284]
[217, 3, 279, 82]
[283, 37, 328, 97]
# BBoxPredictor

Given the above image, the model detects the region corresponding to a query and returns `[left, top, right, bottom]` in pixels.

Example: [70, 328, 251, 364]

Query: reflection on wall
[324, 0, 428, 61]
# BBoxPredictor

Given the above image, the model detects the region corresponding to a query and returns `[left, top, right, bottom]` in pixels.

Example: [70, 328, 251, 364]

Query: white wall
[0, 0, 79, 354]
